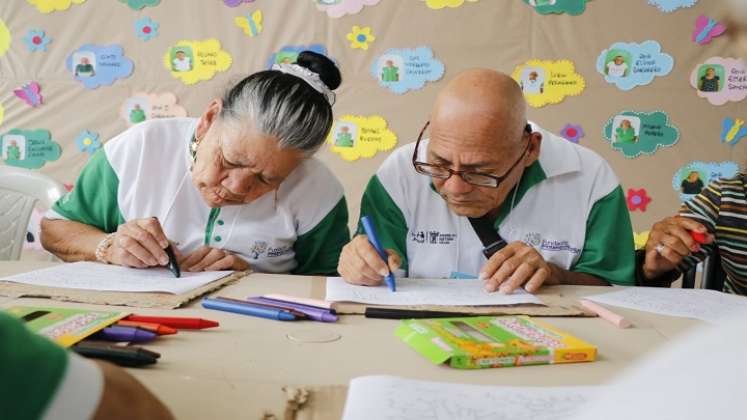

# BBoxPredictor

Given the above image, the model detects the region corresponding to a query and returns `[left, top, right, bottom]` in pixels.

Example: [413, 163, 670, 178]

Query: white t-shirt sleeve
[42, 353, 104, 420]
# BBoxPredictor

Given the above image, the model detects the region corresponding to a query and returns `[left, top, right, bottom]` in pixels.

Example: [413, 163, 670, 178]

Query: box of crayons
[396, 316, 596, 369]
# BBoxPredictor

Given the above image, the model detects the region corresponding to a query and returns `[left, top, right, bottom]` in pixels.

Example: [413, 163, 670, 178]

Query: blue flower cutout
[23, 30, 52, 52]
[75, 130, 102, 155]
[135, 17, 159, 41]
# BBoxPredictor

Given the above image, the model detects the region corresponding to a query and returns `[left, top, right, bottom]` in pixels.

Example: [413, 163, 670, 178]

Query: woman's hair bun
[296, 51, 342, 91]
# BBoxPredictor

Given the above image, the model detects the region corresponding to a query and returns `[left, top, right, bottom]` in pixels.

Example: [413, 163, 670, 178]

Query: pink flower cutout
[560, 123, 584, 143]
[627, 188, 652, 212]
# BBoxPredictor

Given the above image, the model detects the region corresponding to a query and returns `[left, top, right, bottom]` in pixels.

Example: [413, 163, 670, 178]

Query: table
[0, 262, 702, 419]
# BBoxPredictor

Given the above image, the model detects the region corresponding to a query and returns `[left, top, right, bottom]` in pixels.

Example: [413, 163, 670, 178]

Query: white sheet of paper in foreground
[326, 277, 542, 306]
[2, 262, 233, 295]
[342, 375, 599, 420]
[585, 287, 747, 323]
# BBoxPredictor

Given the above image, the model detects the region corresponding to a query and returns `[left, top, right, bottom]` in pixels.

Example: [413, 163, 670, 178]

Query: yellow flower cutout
[634, 231, 650, 250]
[422, 0, 479, 9]
[327, 115, 397, 161]
[347, 26, 375, 51]
[26, 0, 86, 13]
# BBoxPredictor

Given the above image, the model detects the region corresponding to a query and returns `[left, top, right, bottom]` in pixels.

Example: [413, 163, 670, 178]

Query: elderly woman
[41, 51, 349, 275]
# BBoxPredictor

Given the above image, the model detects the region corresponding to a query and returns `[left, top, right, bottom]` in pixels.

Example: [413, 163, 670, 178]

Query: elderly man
[338, 69, 635, 293]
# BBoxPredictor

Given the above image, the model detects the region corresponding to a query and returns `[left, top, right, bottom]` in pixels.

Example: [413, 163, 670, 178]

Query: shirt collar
[530, 121, 582, 179]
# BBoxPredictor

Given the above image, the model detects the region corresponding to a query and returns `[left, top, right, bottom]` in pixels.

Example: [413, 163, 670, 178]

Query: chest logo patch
[410, 230, 457, 245]
[249, 240, 292, 259]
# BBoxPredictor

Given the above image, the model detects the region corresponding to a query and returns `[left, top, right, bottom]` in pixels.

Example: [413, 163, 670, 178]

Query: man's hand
[479, 241, 557, 294]
[338, 235, 401, 286]
[105, 218, 170, 268]
[643, 216, 713, 279]
[180, 246, 250, 272]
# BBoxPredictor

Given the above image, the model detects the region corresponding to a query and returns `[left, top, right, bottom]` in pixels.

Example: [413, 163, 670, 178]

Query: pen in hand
[164, 244, 181, 278]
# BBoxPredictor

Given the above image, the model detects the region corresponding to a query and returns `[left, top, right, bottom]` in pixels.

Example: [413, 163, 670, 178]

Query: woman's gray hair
[220, 53, 341, 155]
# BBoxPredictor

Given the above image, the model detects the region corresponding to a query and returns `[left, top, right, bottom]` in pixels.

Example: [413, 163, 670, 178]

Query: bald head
[431, 69, 527, 146]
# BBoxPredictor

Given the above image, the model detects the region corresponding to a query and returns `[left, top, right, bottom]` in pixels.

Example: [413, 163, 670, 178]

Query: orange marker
[580, 299, 632, 329]
[116, 320, 178, 336]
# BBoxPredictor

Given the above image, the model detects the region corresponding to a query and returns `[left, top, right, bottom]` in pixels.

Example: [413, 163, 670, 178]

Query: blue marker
[202, 297, 297, 321]
[360, 215, 396, 292]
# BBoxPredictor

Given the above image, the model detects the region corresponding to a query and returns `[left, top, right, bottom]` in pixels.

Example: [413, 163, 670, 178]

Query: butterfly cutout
[692, 15, 726, 45]
[13, 82, 43, 108]
[235, 10, 263, 38]
[721, 118, 747, 146]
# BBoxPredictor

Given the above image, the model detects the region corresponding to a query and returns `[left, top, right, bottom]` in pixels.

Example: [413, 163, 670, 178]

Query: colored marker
[202, 297, 297, 321]
[73, 341, 160, 367]
[218, 296, 308, 319]
[360, 215, 396, 292]
[165, 244, 181, 278]
[125, 315, 219, 330]
[580, 299, 632, 329]
[690, 230, 708, 245]
[93, 326, 158, 343]
[246, 296, 338, 322]
[116, 320, 178, 335]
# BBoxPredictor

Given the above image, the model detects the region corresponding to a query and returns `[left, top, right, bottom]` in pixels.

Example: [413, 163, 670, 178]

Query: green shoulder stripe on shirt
[0, 312, 68, 420]
[493, 161, 547, 228]
[292, 197, 350, 276]
[52, 150, 124, 233]
[357, 175, 409, 275]
[572, 185, 635, 285]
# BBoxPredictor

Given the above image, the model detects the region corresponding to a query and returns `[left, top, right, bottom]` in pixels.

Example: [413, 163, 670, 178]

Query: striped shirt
[679, 174, 747, 295]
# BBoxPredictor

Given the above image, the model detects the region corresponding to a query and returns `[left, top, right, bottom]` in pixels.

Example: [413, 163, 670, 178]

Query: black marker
[164, 244, 181, 278]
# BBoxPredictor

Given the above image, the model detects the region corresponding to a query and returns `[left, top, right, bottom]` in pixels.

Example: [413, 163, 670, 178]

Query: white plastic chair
[0, 166, 66, 261]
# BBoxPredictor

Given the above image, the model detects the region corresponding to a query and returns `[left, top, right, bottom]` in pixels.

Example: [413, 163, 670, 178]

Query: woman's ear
[195, 99, 224, 141]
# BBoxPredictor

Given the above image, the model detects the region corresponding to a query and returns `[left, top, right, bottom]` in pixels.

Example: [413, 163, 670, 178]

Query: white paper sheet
[2, 262, 233, 295]
[326, 277, 542, 306]
[342, 375, 599, 420]
[585, 287, 747, 323]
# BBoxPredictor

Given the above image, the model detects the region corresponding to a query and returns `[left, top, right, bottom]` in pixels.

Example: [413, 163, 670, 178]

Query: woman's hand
[642, 216, 714, 279]
[105, 218, 171, 268]
[179, 246, 250, 272]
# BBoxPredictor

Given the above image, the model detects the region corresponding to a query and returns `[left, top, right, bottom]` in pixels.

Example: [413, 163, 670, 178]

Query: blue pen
[202, 297, 297, 321]
[360, 215, 396, 292]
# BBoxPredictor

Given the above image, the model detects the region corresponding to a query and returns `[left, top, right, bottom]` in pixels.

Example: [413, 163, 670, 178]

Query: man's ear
[525, 132, 542, 167]
[195, 99, 224, 141]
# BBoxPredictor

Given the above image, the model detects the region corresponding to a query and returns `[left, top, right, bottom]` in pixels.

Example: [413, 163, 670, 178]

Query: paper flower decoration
[559, 124, 584, 143]
[23, 30, 51, 52]
[634, 231, 650, 250]
[627, 188, 652, 212]
[347, 26, 375, 50]
[75, 130, 101, 154]
[135, 17, 159, 41]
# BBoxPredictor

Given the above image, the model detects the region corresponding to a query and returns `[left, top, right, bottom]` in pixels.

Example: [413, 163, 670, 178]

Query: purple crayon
[93, 326, 158, 343]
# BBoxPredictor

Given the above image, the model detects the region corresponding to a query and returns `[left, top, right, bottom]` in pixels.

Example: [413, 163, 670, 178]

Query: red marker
[125, 315, 219, 330]
[690, 231, 708, 244]
[117, 320, 178, 336]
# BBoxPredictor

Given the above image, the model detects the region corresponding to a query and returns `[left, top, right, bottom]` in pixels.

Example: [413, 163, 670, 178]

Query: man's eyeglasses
[411, 121, 532, 189]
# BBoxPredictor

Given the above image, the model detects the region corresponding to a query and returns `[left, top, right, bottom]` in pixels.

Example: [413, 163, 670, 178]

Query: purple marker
[94, 326, 158, 343]
[246, 297, 338, 323]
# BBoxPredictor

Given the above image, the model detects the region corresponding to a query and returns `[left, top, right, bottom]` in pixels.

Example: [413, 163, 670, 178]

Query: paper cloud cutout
[422, 0, 478, 9]
[596, 41, 674, 91]
[119, 0, 160, 10]
[690, 57, 747, 106]
[164, 39, 232, 85]
[0, 104, 4, 127]
[316, 0, 381, 18]
[266, 44, 329, 69]
[326, 115, 397, 161]
[672, 161, 740, 202]
[371, 47, 444, 94]
[648, 0, 697, 13]
[120, 92, 188, 126]
[26, 0, 86, 13]
[0, 129, 61, 169]
[722, 117, 747, 146]
[523, 0, 589, 15]
[0, 19, 10, 57]
[603, 111, 679, 158]
[512, 59, 585, 108]
[66, 45, 134, 89]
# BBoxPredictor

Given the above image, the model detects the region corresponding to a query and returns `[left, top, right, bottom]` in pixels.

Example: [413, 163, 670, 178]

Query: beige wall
[1, 0, 745, 236]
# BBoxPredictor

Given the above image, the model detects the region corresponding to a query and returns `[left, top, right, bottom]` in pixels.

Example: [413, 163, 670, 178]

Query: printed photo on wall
[378, 55, 403, 83]
[333, 123, 357, 148]
[612, 115, 641, 144]
[170, 46, 194, 72]
[73, 52, 96, 78]
[520, 67, 545, 94]
[2, 134, 26, 162]
[697, 64, 724, 92]
[604, 50, 632, 78]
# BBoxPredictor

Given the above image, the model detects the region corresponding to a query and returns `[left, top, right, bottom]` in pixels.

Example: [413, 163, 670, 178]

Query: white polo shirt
[48, 118, 349, 275]
[357, 122, 635, 285]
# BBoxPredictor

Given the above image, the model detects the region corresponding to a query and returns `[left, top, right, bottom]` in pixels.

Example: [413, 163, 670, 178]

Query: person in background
[0, 312, 172, 420]
[42, 51, 349, 276]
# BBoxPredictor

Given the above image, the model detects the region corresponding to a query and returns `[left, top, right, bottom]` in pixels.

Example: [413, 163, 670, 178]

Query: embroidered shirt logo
[249, 241, 292, 259]
[524, 232, 542, 248]
[249, 241, 268, 259]
[410, 229, 456, 245]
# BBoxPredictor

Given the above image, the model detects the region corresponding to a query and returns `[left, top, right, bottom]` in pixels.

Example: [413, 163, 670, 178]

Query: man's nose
[442, 173, 474, 195]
